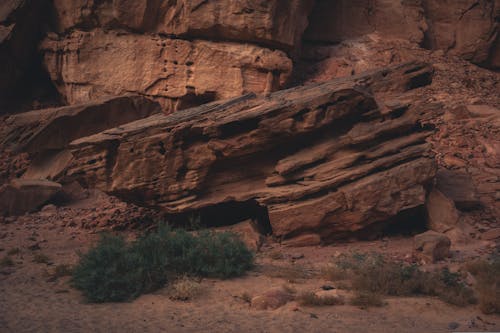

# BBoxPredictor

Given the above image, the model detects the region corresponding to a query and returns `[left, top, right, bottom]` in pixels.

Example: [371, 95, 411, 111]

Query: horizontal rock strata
[63, 62, 437, 244]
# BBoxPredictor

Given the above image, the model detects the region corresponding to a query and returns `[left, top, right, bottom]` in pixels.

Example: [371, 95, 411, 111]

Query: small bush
[52, 264, 73, 278]
[466, 259, 500, 314]
[297, 291, 344, 307]
[72, 226, 254, 303]
[350, 291, 385, 308]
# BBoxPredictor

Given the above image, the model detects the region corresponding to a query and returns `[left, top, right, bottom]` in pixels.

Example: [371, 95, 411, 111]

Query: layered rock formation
[61, 62, 437, 244]
[52, 0, 314, 50]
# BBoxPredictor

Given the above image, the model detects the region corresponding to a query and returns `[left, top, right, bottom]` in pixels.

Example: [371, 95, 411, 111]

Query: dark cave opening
[167, 199, 273, 235]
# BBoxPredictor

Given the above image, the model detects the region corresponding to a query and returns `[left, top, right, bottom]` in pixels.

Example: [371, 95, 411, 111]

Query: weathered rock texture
[62, 62, 437, 243]
[42, 30, 292, 109]
[304, 0, 499, 68]
[1, 95, 161, 154]
[423, 0, 499, 67]
[52, 0, 314, 50]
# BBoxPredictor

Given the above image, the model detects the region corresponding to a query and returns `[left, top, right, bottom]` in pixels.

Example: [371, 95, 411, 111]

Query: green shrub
[71, 234, 146, 303]
[71, 226, 254, 303]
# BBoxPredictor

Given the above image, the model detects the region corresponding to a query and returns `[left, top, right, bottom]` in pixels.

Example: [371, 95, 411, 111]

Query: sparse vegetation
[33, 253, 51, 264]
[297, 291, 344, 307]
[168, 276, 204, 301]
[325, 252, 476, 307]
[71, 226, 254, 303]
[0, 256, 14, 267]
[466, 258, 500, 314]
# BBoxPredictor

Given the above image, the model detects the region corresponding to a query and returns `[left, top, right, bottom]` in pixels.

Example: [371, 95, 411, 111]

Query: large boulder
[62, 62, 437, 244]
[41, 30, 292, 109]
[425, 189, 460, 233]
[0, 179, 62, 216]
[414, 230, 451, 263]
[51, 0, 314, 50]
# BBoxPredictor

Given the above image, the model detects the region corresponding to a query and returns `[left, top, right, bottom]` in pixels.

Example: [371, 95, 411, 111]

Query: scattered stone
[448, 322, 460, 330]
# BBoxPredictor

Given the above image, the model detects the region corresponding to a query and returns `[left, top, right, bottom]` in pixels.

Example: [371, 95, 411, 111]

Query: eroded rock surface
[42, 30, 292, 109]
[51, 0, 314, 50]
[63, 62, 437, 244]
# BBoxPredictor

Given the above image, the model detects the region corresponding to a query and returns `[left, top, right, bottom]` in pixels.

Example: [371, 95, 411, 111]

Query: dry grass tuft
[325, 252, 475, 307]
[466, 259, 500, 314]
[297, 291, 344, 307]
[168, 276, 204, 301]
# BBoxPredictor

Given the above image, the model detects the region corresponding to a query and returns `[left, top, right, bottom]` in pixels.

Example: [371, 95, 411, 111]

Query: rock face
[304, 0, 499, 69]
[42, 30, 292, 109]
[0, 179, 62, 216]
[304, 0, 428, 44]
[423, 0, 499, 67]
[0, 0, 50, 108]
[62, 62, 437, 243]
[51, 0, 314, 50]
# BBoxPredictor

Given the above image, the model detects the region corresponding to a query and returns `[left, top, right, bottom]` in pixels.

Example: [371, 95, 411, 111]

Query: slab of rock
[1, 95, 161, 154]
[63, 62, 436, 244]
[0, 179, 62, 216]
[41, 29, 292, 108]
[426, 189, 460, 233]
[436, 170, 480, 210]
[414, 230, 451, 263]
[52, 0, 314, 50]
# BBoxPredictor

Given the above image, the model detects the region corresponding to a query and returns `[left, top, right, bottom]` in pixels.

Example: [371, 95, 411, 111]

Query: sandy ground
[1, 214, 499, 333]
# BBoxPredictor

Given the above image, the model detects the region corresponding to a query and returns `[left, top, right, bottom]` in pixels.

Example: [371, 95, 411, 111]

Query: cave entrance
[168, 199, 272, 235]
